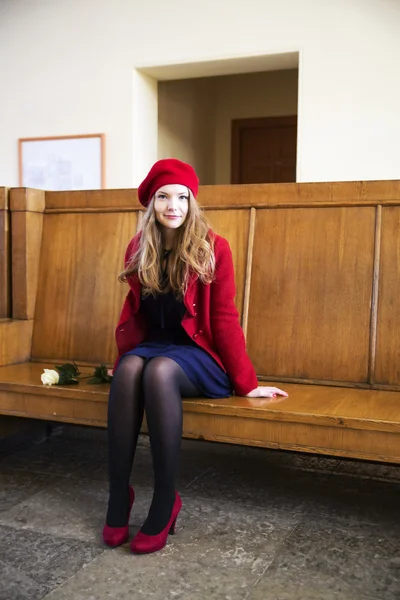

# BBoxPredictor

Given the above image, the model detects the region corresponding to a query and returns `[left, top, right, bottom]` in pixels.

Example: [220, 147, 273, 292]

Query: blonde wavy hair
[119, 189, 215, 297]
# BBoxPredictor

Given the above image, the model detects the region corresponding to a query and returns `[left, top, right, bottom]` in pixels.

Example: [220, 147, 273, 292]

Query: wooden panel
[0, 188, 11, 318]
[0, 390, 108, 427]
[45, 181, 400, 211]
[247, 207, 375, 382]
[375, 207, 400, 385]
[12, 212, 44, 319]
[0, 320, 33, 365]
[45, 189, 140, 211]
[11, 189, 45, 319]
[181, 414, 400, 463]
[31, 212, 138, 364]
[198, 180, 400, 209]
[10, 188, 46, 213]
[205, 209, 250, 319]
[0, 189, 7, 210]
[1, 391, 398, 463]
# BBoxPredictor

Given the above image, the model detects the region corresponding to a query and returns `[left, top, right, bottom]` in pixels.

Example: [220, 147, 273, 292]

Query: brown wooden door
[231, 116, 297, 184]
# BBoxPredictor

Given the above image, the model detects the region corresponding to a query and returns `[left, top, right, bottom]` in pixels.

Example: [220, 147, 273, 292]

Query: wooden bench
[0, 188, 11, 321]
[0, 182, 399, 464]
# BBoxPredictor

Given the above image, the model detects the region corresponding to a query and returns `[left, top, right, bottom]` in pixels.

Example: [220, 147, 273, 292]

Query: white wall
[158, 78, 216, 184]
[0, 0, 399, 187]
[158, 70, 298, 184]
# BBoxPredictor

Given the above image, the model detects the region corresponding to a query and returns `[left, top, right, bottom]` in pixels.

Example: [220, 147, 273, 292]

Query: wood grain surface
[0, 189, 11, 318]
[247, 207, 375, 382]
[375, 207, 400, 385]
[31, 211, 138, 364]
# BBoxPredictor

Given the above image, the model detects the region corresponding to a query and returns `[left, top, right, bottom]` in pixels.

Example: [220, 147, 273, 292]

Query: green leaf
[87, 364, 113, 384]
[57, 373, 80, 385]
[55, 362, 81, 377]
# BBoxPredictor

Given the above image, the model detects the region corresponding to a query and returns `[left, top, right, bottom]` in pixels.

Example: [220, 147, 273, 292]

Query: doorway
[135, 52, 299, 185]
[231, 116, 297, 184]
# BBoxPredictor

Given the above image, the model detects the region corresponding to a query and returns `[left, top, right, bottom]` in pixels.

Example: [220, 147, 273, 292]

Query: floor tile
[72, 439, 214, 488]
[41, 496, 298, 600]
[251, 513, 400, 600]
[308, 473, 400, 526]
[42, 549, 253, 600]
[180, 438, 341, 474]
[1, 488, 299, 599]
[186, 460, 331, 513]
[0, 558, 47, 600]
[0, 468, 58, 513]
[247, 577, 377, 600]
[335, 459, 400, 483]
[0, 420, 48, 459]
[204, 443, 340, 474]
[171, 494, 300, 576]
[52, 424, 108, 443]
[1, 437, 107, 479]
[0, 524, 104, 600]
[0, 428, 398, 600]
[0, 477, 110, 543]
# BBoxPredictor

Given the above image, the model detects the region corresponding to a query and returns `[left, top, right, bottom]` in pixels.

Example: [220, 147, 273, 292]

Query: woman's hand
[245, 386, 288, 399]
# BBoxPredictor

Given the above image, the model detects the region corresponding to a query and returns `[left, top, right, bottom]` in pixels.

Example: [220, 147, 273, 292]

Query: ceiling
[138, 51, 299, 81]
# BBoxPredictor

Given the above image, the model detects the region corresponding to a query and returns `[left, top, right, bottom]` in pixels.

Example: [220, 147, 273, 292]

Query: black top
[140, 249, 194, 345]
[141, 291, 192, 344]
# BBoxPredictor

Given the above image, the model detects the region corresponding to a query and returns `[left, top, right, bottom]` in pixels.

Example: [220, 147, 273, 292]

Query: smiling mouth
[164, 215, 181, 219]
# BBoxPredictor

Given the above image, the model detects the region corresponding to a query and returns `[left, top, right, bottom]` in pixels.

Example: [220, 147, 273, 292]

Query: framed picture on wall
[18, 133, 105, 190]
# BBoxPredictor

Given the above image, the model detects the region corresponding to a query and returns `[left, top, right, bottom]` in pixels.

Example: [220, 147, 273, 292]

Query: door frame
[231, 115, 297, 184]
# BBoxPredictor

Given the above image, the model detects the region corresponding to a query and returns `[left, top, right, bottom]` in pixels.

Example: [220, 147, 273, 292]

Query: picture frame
[18, 133, 105, 190]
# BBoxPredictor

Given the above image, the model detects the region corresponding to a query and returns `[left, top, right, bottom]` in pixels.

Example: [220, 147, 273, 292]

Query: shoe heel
[169, 516, 178, 535]
[130, 492, 182, 554]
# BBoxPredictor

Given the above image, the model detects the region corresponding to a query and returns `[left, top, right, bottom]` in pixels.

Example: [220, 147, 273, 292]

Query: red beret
[138, 158, 199, 208]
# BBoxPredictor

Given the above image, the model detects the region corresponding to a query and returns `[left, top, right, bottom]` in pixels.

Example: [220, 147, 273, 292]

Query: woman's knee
[114, 354, 145, 382]
[142, 357, 180, 389]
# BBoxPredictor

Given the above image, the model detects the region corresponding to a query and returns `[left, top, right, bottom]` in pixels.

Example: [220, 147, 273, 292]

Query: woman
[103, 158, 288, 554]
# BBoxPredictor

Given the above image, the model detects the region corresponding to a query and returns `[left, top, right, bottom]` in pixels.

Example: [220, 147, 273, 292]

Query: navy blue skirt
[123, 342, 232, 399]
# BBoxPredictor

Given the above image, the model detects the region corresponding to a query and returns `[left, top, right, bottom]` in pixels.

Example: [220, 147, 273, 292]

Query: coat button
[194, 312, 197, 316]
[193, 333, 198, 339]
[198, 330, 203, 335]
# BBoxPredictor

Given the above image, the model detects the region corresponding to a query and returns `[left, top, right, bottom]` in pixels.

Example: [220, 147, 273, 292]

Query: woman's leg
[106, 354, 145, 527]
[141, 357, 199, 535]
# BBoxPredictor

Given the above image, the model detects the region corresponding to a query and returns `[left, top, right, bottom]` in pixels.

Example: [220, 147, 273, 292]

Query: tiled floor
[0, 425, 399, 600]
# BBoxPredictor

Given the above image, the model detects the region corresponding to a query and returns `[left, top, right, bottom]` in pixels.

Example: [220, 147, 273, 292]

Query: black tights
[106, 355, 199, 535]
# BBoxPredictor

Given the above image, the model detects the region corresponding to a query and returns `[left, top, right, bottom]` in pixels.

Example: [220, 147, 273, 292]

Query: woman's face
[153, 184, 189, 231]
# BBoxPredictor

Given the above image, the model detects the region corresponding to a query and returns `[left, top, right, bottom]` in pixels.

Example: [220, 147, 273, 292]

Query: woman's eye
[179, 195, 188, 201]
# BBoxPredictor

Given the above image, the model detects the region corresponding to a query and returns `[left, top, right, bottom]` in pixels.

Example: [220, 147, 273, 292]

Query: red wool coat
[114, 232, 258, 396]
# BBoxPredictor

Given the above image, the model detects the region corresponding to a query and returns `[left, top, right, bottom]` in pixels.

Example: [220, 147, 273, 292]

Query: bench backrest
[10, 181, 400, 390]
[0, 188, 10, 318]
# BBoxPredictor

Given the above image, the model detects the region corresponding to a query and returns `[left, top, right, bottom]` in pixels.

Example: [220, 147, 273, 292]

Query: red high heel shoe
[130, 491, 182, 554]
[102, 485, 135, 547]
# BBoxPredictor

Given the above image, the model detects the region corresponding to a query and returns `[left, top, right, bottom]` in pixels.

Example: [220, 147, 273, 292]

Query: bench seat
[1, 362, 399, 463]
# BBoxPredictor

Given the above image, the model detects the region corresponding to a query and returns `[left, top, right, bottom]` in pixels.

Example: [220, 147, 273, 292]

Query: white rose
[41, 369, 60, 386]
